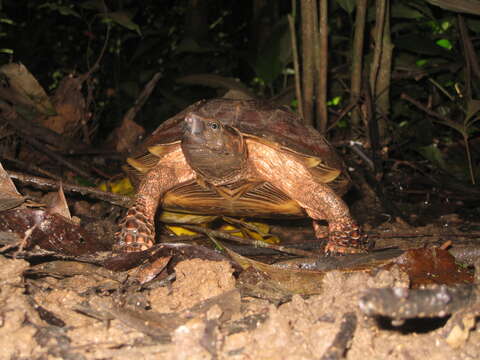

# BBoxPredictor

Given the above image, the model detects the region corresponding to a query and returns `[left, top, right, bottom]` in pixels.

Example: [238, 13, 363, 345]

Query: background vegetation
[0, 0, 479, 213]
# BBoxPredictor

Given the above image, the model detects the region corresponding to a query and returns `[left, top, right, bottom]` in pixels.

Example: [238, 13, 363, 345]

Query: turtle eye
[209, 122, 219, 130]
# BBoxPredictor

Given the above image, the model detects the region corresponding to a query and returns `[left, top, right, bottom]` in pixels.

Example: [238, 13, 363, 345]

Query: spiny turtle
[116, 98, 369, 255]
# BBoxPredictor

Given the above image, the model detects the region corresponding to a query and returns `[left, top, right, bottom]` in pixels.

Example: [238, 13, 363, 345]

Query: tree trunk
[350, 0, 368, 127]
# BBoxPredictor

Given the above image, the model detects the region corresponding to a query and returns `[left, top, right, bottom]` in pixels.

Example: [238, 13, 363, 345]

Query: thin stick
[300, 0, 316, 126]
[183, 224, 318, 257]
[401, 93, 452, 122]
[23, 136, 96, 183]
[369, 0, 387, 96]
[320, 312, 357, 360]
[327, 102, 358, 132]
[316, 0, 328, 132]
[2, 155, 62, 180]
[7, 170, 132, 207]
[123, 72, 162, 125]
[0, 102, 85, 152]
[350, 0, 368, 127]
[288, 13, 304, 119]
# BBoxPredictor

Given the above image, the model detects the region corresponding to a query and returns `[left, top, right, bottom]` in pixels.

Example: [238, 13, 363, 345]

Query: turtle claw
[324, 242, 367, 256]
[115, 211, 155, 253]
[114, 240, 152, 253]
[323, 218, 371, 256]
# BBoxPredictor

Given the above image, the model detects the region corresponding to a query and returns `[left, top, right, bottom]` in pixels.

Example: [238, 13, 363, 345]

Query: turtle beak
[185, 114, 204, 136]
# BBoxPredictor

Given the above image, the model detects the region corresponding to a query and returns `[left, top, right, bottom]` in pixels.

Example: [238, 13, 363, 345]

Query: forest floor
[1, 195, 479, 360]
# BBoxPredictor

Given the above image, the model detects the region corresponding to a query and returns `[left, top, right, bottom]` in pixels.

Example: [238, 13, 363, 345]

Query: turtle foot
[323, 218, 371, 256]
[115, 210, 155, 253]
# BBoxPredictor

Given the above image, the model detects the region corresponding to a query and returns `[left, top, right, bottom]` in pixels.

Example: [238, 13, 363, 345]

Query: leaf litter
[0, 149, 480, 359]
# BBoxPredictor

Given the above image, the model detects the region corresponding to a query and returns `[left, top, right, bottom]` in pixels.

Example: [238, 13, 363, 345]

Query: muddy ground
[0, 211, 479, 360]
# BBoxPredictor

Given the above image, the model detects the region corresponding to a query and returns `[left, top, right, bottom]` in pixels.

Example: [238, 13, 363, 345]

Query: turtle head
[182, 113, 247, 183]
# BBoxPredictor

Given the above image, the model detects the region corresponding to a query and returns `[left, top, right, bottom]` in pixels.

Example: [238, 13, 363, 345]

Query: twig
[0, 231, 109, 265]
[22, 136, 96, 183]
[0, 224, 37, 254]
[7, 170, 132, 207]
[359, 285, 478, 319]
[349, 0, 368, 127]
[300, 0, 316, 126]
[400, 93, 452, 123]
[207, 242, 321, 257]
[288, 12, 303, 119]
[316, 0, 328, 132]
[369, 0, 387, 97]
[458, 14, 480, 92]
[0, 101, 86, 152]
[114, 72, 162, 152]
[74, 289, 240, 343]
[327, 102, 358, 132]
[124, 72, 162, 124]
[442, 305, 480, 348]
[349, 160, 409, 223]
[182, 224, 318, 257]
[348, 142, 374, 170]
[1, 155, 62, 180]
[320, 312, 357, 360]
[80, 16, 110, 85]
[368, 232, 480, 239]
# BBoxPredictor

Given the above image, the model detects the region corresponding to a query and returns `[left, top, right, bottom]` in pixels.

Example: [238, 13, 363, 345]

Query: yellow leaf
[166, 225, 199, 236]
[250, 221, 270, 234]
[98, 177, 134, 195]
[219, 222, 280, 244]
[159, 211, 218, 224]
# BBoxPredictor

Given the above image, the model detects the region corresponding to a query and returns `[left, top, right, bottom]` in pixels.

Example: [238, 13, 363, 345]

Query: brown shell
[130, 98, 350, 194]
[139, 99, 340, 160]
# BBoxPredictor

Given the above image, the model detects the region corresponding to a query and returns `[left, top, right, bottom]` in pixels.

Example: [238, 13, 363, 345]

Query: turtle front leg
[115, 169, 168, 252]
[302, 190, 368, 255]
[115, 194, 158, 252]
[248, 141, 369, 255]
[311, 215, 366, 255]
[116, 148, 196, 252]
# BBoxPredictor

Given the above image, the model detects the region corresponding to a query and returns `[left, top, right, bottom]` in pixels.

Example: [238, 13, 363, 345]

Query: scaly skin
[313, 218, 368, 255]
[115, 146, 195, 252]
[247, 140, 369, 255]
[116, 138, 369, 255]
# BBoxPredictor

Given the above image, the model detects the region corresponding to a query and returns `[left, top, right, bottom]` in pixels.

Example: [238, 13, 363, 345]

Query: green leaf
[440, 20, 452, 32]
[418, 144, 447, 170]
[39, 3, 80, 18]
[433, 118, 465, 136]
[416, 59, 429, 67]
[0, 18, 15, 25]
[327, 96, 342, 106]
[105, 11, 141, 35]
[335, 0, 356, 14]
[391, 3, 424, 19]
[466, 124, 480, 136]
[79, 0, 107, 11]
[436, 38, 452, 50]
[465, 99, 480, 122]
[466, 18, 480, 33]
[403, 1, 434, 19]
[395, 34, 453, 57]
